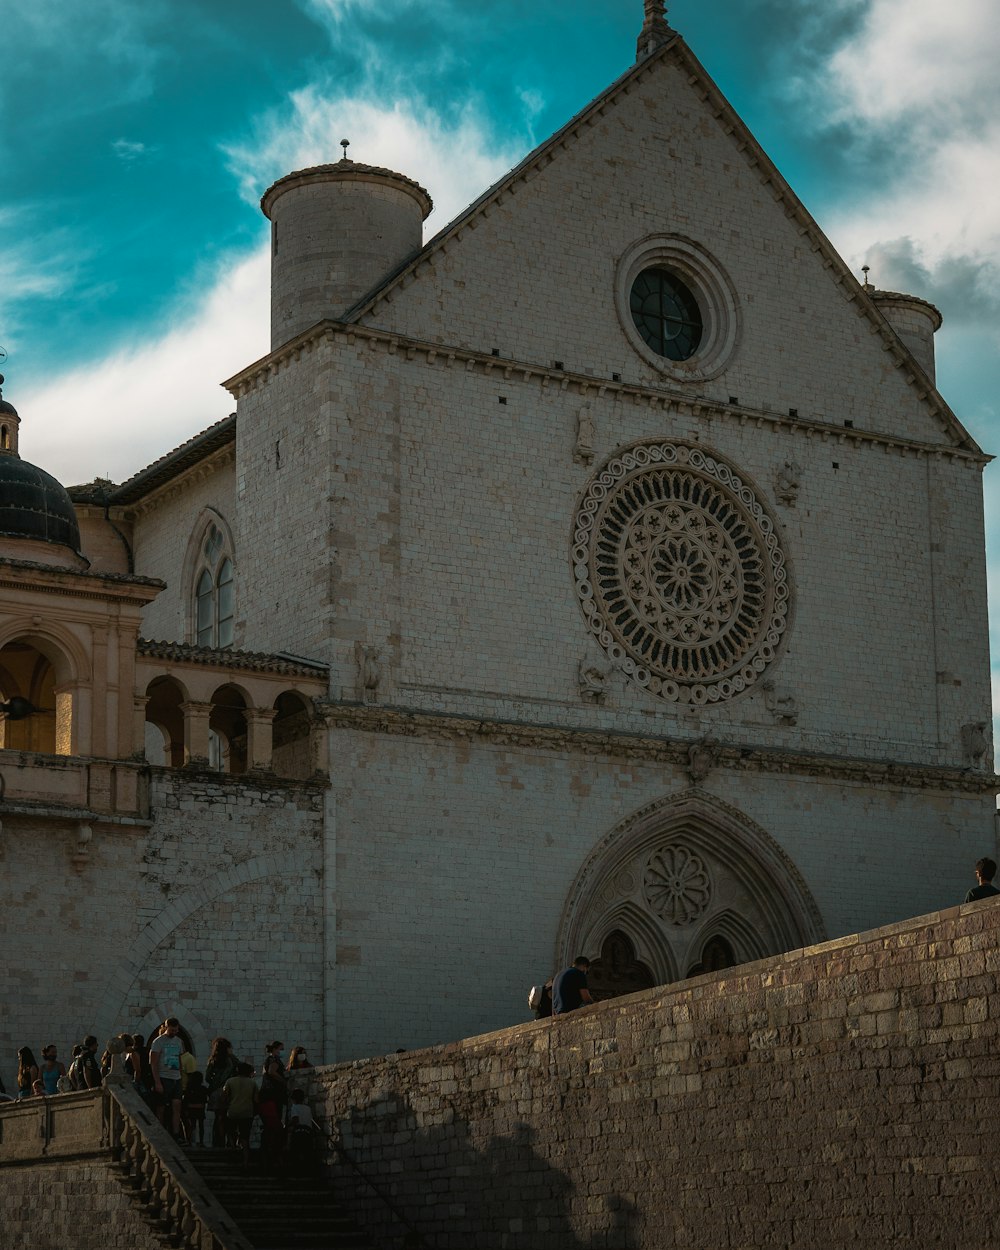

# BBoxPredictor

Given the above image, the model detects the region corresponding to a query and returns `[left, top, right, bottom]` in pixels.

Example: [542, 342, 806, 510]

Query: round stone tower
[261, 154, 433, 350]
[869, 288, 942, 384]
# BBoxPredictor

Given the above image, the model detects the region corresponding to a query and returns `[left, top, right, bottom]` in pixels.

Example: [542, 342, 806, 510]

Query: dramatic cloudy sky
[3, 0, 1000, 728]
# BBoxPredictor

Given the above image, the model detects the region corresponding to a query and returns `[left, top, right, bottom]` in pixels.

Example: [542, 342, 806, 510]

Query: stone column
[310, 715, 329, 775]
[180, 701, 213, 767]
[245, 708, 277, 772]
[132, 695, 150, 761]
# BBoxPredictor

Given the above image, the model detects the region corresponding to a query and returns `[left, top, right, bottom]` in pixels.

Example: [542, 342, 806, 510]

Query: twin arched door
[557, 791, 825, 998]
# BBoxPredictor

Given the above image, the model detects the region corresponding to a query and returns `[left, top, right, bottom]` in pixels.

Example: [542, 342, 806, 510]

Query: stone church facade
[0, 3, 995, 1082]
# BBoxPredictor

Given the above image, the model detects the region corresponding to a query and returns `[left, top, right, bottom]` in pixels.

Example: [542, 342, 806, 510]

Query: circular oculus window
[629, 268, 703, 361]
[573, 441, 790, 705]
[615, 236, 740, 381]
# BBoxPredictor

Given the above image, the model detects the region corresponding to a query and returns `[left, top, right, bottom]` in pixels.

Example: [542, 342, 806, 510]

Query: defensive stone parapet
[311, 898, 1000, 1249]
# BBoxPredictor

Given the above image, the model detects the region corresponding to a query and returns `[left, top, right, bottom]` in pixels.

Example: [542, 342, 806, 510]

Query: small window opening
[193, 522, 235, 649]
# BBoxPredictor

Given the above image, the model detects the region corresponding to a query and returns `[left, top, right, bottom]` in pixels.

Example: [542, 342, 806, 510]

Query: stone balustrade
[0, 1076, 253, 1250]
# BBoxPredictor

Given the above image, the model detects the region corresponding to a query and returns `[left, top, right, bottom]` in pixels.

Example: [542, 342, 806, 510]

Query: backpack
[527, 984, 545, 1012]
[70, 1049, 100, 1091]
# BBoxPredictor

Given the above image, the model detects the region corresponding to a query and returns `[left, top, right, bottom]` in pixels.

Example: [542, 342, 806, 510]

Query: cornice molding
[0, 559, 164, 604]
[223, 322, 988, 467]
[118, 443, 237, 519]
[315, 701, 1000, 795]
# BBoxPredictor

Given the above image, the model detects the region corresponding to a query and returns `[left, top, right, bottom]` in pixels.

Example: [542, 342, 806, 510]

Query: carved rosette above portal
[643, 844, 712, 924]
[573, 442, 790, 704]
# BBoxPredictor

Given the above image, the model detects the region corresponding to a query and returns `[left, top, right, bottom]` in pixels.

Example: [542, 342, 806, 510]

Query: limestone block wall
[365, 52, 947, 449]
[327, 724, 995, 1060]
[312, 898, 1000, 1250]
[232, 343, 335, 660]
[129, 454, 237, 646]
[0, 1160, 162, 1250]
[0, 769, 325, 1092]
[232, 335, 991, 771]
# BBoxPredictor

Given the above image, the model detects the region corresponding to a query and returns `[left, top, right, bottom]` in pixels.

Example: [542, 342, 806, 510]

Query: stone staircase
[180, 1146, 376, 1250]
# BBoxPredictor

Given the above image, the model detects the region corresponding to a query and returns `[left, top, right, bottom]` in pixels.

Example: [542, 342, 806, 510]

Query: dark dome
[0, 455, 83, 556]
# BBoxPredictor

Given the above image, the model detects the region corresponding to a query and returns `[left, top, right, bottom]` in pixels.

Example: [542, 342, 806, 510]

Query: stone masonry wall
[0, 1159, 162, 1250]
[131, 455, 237, 646]
[327, 724, 994, 1060]
[0, 768, 326, 1092]
[312, 898, 1000, 1250]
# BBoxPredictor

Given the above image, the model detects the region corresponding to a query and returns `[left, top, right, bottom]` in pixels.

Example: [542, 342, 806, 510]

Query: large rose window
[573, 442, 789, 703]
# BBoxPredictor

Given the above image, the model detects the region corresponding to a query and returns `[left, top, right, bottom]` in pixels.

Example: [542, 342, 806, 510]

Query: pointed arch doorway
[556, 791, 825, 1000]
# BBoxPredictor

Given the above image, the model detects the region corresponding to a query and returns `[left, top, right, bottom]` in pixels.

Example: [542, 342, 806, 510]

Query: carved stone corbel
[72, 822, 93, 874]
[686, 738, 720, 784]
[574, 406, 596, 465]
[356, 643, 381, 705]
[774, 460, 802, 507]
[763, 680, 798, 726]
[578, 657, 610, 704]
[960, 722, 991, 770]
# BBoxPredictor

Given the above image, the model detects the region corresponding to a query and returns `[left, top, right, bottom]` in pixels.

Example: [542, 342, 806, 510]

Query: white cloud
[112, 138, 148, 161]
[814, 0, 1000, 314]
[824, 0, 1000, 133]
[0, 209, 84, 336]
[17, 86, 514, 486]
[18, 248, 270, 487]
[224, 87, 520, 238]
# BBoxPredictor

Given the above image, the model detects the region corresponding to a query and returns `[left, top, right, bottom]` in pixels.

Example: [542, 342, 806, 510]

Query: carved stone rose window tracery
[643, 844, 711, 925]
[573, 442, 789, 703]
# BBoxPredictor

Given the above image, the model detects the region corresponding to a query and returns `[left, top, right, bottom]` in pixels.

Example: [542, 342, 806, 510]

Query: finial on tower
[862, 264, 874, 291]
[339, 138, 351, 162]
[637, 0, 673, 61]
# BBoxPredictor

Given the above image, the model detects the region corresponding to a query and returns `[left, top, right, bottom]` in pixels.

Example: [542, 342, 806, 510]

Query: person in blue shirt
[552, 956, 594, 1015]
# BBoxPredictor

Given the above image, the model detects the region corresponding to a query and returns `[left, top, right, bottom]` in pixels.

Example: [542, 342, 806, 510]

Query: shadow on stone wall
[331, 1087, 640, 1250]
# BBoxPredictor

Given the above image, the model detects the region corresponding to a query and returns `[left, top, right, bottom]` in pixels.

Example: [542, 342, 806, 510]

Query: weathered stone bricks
[310, 899, 1000, 1250]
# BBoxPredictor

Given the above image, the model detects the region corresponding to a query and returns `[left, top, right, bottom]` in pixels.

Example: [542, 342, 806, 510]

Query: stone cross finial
[637, 0, 673, 60]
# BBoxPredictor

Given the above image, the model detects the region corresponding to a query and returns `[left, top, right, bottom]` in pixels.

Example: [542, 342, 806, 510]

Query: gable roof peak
[637, 0, 674, 61]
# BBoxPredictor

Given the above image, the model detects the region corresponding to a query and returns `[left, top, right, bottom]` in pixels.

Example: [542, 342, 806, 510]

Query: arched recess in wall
[272, 690, 313, 780]
[182, 508, 236, 648]
[556, 790, 825, 999]
[93, 851, 300, 1045]
[210, 683, 249, 774]
[0, 625, 87, 754]
[144, 675, 189, 767]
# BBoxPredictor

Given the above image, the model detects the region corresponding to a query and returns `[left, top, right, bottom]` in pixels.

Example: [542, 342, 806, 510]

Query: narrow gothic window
[193, 523, 235, 648]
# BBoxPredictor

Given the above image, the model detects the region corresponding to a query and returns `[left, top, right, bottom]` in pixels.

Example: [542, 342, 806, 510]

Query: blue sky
[3, 0, 1000, 737]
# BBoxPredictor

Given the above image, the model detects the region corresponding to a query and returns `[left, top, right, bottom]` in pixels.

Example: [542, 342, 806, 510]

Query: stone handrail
[0, 1087, 106, 1163]
[103, 1077, 255, 1250]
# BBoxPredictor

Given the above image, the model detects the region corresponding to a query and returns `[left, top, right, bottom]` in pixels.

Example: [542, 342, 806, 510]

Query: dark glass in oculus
[630, 268, 703, 361]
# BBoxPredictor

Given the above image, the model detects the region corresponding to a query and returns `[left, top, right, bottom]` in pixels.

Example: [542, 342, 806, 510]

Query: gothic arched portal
[556, 790, 825, 997]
